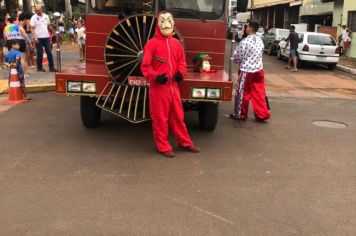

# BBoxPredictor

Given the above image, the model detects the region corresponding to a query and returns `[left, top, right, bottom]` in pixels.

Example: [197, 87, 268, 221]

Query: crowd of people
[0, 5, 86, 100]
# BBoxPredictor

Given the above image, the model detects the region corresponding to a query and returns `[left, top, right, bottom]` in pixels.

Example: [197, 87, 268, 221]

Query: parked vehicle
[256, 27, 264, 37]
[276, 32, 340, 70]
[261, 28, 290, 55]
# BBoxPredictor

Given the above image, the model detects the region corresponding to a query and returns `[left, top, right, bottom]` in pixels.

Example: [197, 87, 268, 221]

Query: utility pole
[65, 0, 72, 19]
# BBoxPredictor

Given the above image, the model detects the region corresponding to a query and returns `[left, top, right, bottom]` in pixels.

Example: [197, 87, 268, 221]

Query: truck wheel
[80, 96, 101, 128]
[198, 102, 219, 131]
[267, 44, 273, 55]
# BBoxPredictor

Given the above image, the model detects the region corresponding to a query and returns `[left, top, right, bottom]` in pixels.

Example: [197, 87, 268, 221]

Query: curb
[0, 83, 55, 95]
[336, 64, 356, 75]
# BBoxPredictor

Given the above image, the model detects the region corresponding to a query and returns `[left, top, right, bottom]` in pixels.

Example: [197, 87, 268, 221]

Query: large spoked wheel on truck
[81, 96, 102, 128]
[199, 102, 219, 131]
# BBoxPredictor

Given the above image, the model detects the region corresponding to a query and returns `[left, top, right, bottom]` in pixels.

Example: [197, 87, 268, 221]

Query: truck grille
[96, 82, 150, 123]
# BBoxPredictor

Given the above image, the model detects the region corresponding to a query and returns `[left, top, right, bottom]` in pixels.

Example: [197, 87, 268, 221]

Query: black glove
[156, 73, 168, 84]
[175, 71, 183, 83]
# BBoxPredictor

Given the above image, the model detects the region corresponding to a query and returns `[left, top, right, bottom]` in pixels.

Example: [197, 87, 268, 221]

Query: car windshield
[160, 0, 225, 20]
[91, 0, 155, 13]
[308, 35, 336, 46]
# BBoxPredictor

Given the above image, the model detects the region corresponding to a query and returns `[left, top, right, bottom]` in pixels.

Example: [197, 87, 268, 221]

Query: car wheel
[276, 47, 282, 60]
[267, 44, 273, 55]
[328, 64, 337, 70]
[297, 59, 305, 68]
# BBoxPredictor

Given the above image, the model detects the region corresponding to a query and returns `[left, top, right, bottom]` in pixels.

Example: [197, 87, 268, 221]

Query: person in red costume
[141, 11, 200, 158]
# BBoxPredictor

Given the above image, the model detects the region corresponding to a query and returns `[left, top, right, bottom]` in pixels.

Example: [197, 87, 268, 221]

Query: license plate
[128, 76, 148, 86]
[316, 56, 326, 61]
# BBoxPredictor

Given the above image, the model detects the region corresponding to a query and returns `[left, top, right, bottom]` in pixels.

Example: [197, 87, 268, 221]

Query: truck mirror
[235, 0, 248, 13]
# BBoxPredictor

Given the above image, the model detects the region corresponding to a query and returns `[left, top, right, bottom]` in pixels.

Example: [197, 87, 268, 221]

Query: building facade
[0, 0, 45, 11]
[299, 0, 333, 31]
[323, 0, 356, 57]
[250, 0, 302, 28]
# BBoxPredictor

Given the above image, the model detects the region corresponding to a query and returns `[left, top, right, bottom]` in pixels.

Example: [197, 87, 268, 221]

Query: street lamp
[53, 12, 62, 72]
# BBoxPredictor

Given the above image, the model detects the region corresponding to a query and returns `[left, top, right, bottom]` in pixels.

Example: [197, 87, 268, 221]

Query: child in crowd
[75, 21, 86, 61]
[4, 40, 30, 100]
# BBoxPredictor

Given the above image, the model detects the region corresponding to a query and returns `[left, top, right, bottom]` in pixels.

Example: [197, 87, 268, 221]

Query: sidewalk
[337, 56, 356, 75]
[0, 43, 80, 94]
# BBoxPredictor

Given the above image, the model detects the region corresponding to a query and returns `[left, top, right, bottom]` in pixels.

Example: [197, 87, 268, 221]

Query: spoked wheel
[104, 14, 183, 83]
[105, 14, 156, 82]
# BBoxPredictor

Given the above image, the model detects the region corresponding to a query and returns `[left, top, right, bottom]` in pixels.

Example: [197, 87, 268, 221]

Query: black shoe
[49, 68, 57, 72]
[229, 114, 246, 121]
[37, 68, 46, 72]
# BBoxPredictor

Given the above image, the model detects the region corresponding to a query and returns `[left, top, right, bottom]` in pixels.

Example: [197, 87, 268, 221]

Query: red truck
[56, 0, 247, 131]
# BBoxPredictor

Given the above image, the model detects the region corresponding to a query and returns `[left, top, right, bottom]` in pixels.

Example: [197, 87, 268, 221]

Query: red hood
[154, 11, 174, 40]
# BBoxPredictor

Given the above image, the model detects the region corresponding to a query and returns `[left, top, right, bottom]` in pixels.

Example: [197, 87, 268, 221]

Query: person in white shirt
[230, 20, 270, 122]
[341, 25, 352, 56]
[75, 21, 86, 61]
[30, 4, 56, 72]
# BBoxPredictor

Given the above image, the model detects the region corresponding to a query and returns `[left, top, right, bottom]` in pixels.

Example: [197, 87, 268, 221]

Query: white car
[256, 27, 264, 37]
[276, 32, 340, 70]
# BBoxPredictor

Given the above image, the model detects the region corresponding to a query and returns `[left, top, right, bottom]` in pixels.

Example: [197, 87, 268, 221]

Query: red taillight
[335, 47, 340, 54]
[302, 44, 309, 52]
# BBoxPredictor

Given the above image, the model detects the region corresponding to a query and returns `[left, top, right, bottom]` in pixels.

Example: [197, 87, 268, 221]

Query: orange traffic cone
[8, 66, 24, 104]
[42, 47, 48, 65]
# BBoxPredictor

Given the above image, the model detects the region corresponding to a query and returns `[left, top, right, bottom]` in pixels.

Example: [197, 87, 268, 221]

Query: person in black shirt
[284, 25, 299, 72]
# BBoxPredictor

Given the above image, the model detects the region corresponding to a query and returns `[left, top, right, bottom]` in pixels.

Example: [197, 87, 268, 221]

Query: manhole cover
[312, 120, 347, 129]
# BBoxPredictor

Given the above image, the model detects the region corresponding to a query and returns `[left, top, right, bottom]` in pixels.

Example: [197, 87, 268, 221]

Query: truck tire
[198, 102, 219, 131]
[80, 96, 101, 128]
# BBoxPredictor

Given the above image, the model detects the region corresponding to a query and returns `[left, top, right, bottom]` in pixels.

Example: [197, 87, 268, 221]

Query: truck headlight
[82, 82, 96, 93]
[191, 88, 206, 99]
[207, 88, 221, 100]
[67, 81, 82, 92]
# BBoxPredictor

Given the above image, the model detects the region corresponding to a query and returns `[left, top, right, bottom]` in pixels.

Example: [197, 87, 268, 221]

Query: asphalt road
[0, 46, 356, 235]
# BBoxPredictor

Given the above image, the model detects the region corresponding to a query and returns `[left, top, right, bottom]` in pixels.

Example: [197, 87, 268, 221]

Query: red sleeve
[177, 43, 187, 79]
[140, 41, 158, 83]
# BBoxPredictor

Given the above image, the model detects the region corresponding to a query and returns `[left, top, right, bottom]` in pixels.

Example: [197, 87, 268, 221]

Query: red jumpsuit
[141, 24, 193, 152]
